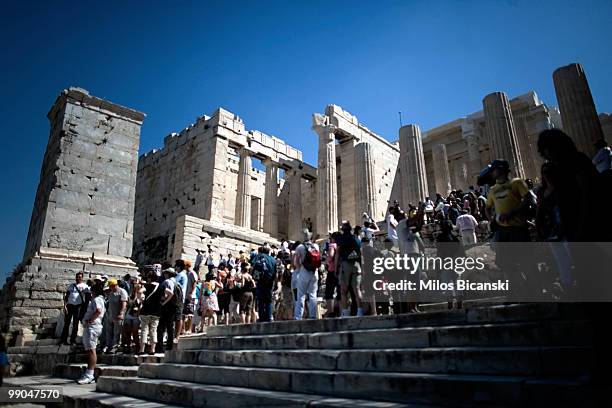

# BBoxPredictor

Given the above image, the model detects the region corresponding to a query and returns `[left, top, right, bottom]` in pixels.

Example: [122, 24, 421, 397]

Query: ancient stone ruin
[1, 63, 611, 341]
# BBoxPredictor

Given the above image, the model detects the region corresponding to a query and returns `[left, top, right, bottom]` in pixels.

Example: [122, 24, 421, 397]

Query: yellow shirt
[486, 178, 529, 227]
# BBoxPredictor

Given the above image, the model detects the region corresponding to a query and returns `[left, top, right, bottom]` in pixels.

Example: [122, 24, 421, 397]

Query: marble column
[354, 142, 377, 221]
[263, 158, 279, 237]
[234, 148, 252, 228]
[483, 92, 525, 179]
[461, 119, 482, 184]
[287, 168, 303, 241]
[553, 63, 605, 158]
[399, 124, 429, 205]
[314, 125, 338, 235]
[431, 144, 452, 196]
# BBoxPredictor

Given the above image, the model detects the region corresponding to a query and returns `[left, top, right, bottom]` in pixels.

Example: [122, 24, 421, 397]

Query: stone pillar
[263, 158, 279, 237]
[234, 148, 252, 228]
[287, 168, 303, 241]
[314, 125, 338, 235]
[461, 119, 482, 183]
[483, 92, 525, 179]
[399, 124, 429, 205]
[354, 142, 377, 221]
[553, 63, 605, 158]
[2, 87, 144, 335]
[431, 144, 452, 196]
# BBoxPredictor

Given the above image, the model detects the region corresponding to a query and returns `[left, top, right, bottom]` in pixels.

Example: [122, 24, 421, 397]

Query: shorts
[183, 299, 196, 316]
[216, 293, 231, 316]
[174, 305, 183, 322]
[340, 261, 362, 289]
[82, 324, 102, 351]
[239, 292, 254, 315]
[124, 315, 140, 328]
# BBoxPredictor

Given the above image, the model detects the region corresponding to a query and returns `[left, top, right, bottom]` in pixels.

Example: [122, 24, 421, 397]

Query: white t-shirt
[83, 296, 105, 327]
[387, 214, 398, 240]
[66, 282, 89, 305]
[456, 214, 478, 232]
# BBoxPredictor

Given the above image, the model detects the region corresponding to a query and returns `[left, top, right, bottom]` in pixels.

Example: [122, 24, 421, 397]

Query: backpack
[172, 281, 184, 308]
[252, 254, 274, 281]
[281, 266, 292, 288]
[302, 243, 321, 272]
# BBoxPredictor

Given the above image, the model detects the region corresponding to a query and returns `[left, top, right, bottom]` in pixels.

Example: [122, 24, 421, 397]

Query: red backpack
[302, 243, 321, 272]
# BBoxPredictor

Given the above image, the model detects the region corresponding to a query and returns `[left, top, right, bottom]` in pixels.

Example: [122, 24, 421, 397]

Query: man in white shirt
[77, 283, 105, 384]
[386, 207, 399, 247]
[455, 209, 479, 246]
[61, 272, 89, 345]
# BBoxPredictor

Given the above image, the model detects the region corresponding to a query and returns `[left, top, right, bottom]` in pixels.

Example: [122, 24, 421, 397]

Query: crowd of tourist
[66, 129, 611, 385]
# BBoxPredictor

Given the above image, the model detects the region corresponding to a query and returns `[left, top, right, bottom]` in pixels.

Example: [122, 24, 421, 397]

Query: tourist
[276, 261, 294, 320]
[336, 221, 364, 317]
[216, 269, 232, 325]
[104, 279, 128, 354]
[60, 272, 89, 345]
[121, 276, 144, 354]
[293, 229, 320, 320]
[200, 271, 222, 327]
[447, 201, 460, 225]
[238, 265, 256, 324]
[323, 232, 340, 317]
[362, 220, 379, 246]
[592, 139, 612, 173]
[227, 270, 241, 323]
[157, 267, 181, 352]
[455, 209, 479, 246]
[253, 246, 277, 322]
[424, 196, 435, 223]
[194, 249, 203, 273]
[183, 260, 198, 334]
[77, 282, 105, 385]
[174, 260, 188, 341]
[386, 207, 399, 247]
[436, 220, 465, 309]
[484, 159, 535, 296]
[396, 215, 425, 313]
[138, 271, 162, 355]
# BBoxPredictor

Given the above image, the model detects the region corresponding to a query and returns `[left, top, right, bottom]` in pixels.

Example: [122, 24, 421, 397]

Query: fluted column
[354, 142, 377, 221]
[431, 144, 452, 196]
[461, 119, 482, 183]
[553, 63, 605, 158]
[399, 124, 429, 205]
[234, 148, 252, 228]
[314, 125, 338, 235]
[263, 158, 279, 237]
[287, 168, 303, 241]
[483, 92, 525, 179]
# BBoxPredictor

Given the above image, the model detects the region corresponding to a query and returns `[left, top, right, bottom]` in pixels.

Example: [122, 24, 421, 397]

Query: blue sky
[1, 0, 611, 281]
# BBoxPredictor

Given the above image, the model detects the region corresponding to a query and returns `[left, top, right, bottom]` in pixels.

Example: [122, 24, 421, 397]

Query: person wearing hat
[485, 159, 535, 295]
[293, 228, 320, 320]
[77, 283, 105, 384]
[104, 278, 128, 354]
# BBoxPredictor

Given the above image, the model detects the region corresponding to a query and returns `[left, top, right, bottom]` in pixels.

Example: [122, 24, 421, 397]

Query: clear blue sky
[1, 0, 611, 281]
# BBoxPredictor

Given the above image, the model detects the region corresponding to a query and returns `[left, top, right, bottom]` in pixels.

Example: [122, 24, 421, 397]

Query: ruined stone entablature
[134, 107, 317, 264]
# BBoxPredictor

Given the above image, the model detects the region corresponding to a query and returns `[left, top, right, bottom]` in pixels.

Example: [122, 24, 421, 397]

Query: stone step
[96, 376, 435, 407]
[417, 296, 506, 312]
[164, 346, 591, 377]
[63, 391, 183, 408]
[68, 352, 165, 365]
[53, 363, 139, 380]
[23, 338, 60, 346]
[177, 319, 592, 351]
[203, 303, 584, 338]
[113, 365, 589, 406]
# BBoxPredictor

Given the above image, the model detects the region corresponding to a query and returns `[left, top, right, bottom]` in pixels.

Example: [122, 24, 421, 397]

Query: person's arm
[85, 301, 102, 325]
[161, 284, 174, 306]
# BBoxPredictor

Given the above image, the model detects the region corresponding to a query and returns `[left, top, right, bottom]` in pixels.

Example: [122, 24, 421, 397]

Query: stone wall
[1, 87, 144, 336]
[171, 215, 279, 265]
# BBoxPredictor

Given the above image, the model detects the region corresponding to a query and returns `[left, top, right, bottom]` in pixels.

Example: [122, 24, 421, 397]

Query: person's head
[162, 267, 176, 280]
[341, 221, 352, 234]
[594, 139, 608, 150]
[354, 225, 362, 235]
[184, 260, 192, 270]
[75, 272, 83, 283]
[537, 129, 577, 162]
[260, 246, 271, 255]
[92, 282, 105, 297]
[174, 259, 185, 271]
[489, 159, 510, 181]
[108, 278, 118, 292]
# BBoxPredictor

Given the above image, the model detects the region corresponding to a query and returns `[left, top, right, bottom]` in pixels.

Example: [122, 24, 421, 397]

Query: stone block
[30, 290, 63, 300]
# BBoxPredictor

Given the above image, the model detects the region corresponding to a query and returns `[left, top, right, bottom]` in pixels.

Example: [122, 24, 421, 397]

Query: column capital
[237, 146, 254, 158]
[312, 124, 337, 142]
[262, 156, 279, 167]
